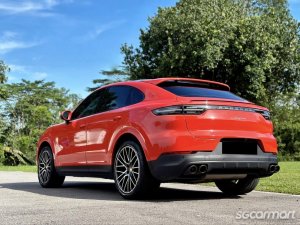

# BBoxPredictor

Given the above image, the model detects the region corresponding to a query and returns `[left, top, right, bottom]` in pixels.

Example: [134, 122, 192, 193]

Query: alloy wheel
[114, 145, 140, 194]
[38, 150, 52, 184]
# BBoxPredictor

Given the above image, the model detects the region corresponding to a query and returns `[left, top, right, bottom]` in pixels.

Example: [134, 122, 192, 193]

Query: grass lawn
[0, 165, 36, 173]
[256, 161, 300, 195]
[0, 162, 299, 195]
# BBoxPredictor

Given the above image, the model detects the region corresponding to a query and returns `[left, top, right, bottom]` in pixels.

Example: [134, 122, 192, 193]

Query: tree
[87, 66, 129, 92]
[271, 92, 300, 160]
[0, 60, 8, 84]
[0, 79, 81, 164]
[121, 0, 300, 105]
[0, 60, 9, 99]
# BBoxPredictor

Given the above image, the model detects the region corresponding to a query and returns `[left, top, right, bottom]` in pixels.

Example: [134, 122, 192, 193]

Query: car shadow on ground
[0, 181, 241, 202]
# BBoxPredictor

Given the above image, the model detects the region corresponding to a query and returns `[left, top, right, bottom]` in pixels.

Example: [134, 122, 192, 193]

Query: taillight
[152, 105, 271, 120]
[255, 109, 271, 120]
[152, 106, 183, 115]
[152, 105, 206, 115]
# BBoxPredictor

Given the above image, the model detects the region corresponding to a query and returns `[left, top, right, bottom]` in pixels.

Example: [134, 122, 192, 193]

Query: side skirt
[56, 165, 113, 179]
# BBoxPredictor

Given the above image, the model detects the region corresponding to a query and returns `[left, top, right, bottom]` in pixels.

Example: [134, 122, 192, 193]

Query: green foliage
[0, 146, 34, 166]
[0, 60, 8, 84]
[270, 92, 300, 160]
[0, 79, 81, 165]
[87, 66, 129, 92]
[121, 0, 300, 104]
[0, 61, 9, 100]
[87, 78, 114, 92]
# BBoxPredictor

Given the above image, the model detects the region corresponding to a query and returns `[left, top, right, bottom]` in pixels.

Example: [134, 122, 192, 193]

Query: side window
[107, 86, 144, 110]
[94, 88, 117, 113]
[128, 86, 144, 105]
[71, 85, 145, 120]
[71, 89, 107, 120]
[108, 86, 130, 110]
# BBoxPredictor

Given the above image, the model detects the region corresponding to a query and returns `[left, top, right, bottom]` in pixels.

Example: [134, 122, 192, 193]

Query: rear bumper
[148, 144, 278, 182]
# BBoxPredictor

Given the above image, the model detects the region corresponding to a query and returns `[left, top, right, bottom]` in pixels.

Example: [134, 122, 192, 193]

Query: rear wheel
[114, 141, 160, 199]
[215, 177, 259, 195]
[38, 146, 65, 188]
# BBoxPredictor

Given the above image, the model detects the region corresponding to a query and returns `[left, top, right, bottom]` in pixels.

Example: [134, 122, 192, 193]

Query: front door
[55, 118, 87, 167]
[55, 89, 106, 167]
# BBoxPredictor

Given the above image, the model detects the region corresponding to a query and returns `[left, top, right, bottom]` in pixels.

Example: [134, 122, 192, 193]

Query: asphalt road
[0, 172, 299, 225]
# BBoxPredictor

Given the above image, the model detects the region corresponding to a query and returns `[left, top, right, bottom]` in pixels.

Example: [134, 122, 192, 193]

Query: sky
[1, 0, 299, 98]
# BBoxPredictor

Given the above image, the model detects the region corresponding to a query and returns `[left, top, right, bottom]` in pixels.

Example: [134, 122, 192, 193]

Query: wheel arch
[108, 128, 150, 166]
[37, 141, 51, 156]
[37, 136, 55, 160]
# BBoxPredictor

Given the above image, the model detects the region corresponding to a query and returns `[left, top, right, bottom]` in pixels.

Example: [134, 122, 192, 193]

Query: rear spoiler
[142, 78, 230, 91]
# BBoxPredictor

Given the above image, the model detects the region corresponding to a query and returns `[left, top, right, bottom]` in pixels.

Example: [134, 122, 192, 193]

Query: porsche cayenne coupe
[37, 78, 279, 199]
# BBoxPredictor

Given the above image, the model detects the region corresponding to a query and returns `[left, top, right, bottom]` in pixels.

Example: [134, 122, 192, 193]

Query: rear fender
[107, 126, 150, 165]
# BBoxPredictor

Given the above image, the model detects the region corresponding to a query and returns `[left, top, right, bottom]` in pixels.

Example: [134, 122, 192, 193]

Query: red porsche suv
[37, 78, 279, 199]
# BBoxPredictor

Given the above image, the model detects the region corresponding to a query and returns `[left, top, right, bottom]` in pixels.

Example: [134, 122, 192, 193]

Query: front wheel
[113, 141, 160, 199]
[215, 177, 259, 195]
[38, 146, 65, 188]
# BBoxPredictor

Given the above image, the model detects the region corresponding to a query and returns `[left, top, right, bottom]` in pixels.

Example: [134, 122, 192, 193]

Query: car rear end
[142, 79, 279, 183]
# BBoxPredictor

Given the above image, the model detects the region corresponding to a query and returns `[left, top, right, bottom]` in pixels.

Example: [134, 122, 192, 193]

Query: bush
[0, 146, 35, 166]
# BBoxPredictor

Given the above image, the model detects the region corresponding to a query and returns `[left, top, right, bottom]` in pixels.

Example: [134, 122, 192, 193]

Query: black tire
[215, 177, 259, 195]
[38, 146, 65, 188]
[113, 140, 160, 199]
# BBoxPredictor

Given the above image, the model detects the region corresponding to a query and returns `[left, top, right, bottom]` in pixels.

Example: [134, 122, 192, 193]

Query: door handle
[79, 124, 86, 129]
[113, 116, 122, 121]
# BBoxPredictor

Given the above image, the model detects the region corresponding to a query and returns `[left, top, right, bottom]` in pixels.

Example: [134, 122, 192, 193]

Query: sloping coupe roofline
[140, 77, 230, 91]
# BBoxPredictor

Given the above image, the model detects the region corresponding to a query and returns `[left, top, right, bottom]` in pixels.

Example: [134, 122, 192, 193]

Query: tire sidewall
[38, 146, 55, 187]
[113, 141, 147, 198]
[215, 177, 259, 195]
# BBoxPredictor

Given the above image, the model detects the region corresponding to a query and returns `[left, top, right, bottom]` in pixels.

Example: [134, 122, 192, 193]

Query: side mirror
[60, 110, 72, 123]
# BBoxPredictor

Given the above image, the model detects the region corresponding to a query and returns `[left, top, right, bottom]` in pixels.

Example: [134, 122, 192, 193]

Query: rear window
[159, 82, 246, 101]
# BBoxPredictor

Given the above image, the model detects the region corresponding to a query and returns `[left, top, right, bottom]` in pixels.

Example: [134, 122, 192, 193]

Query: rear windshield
[160, 85, 246, 101]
